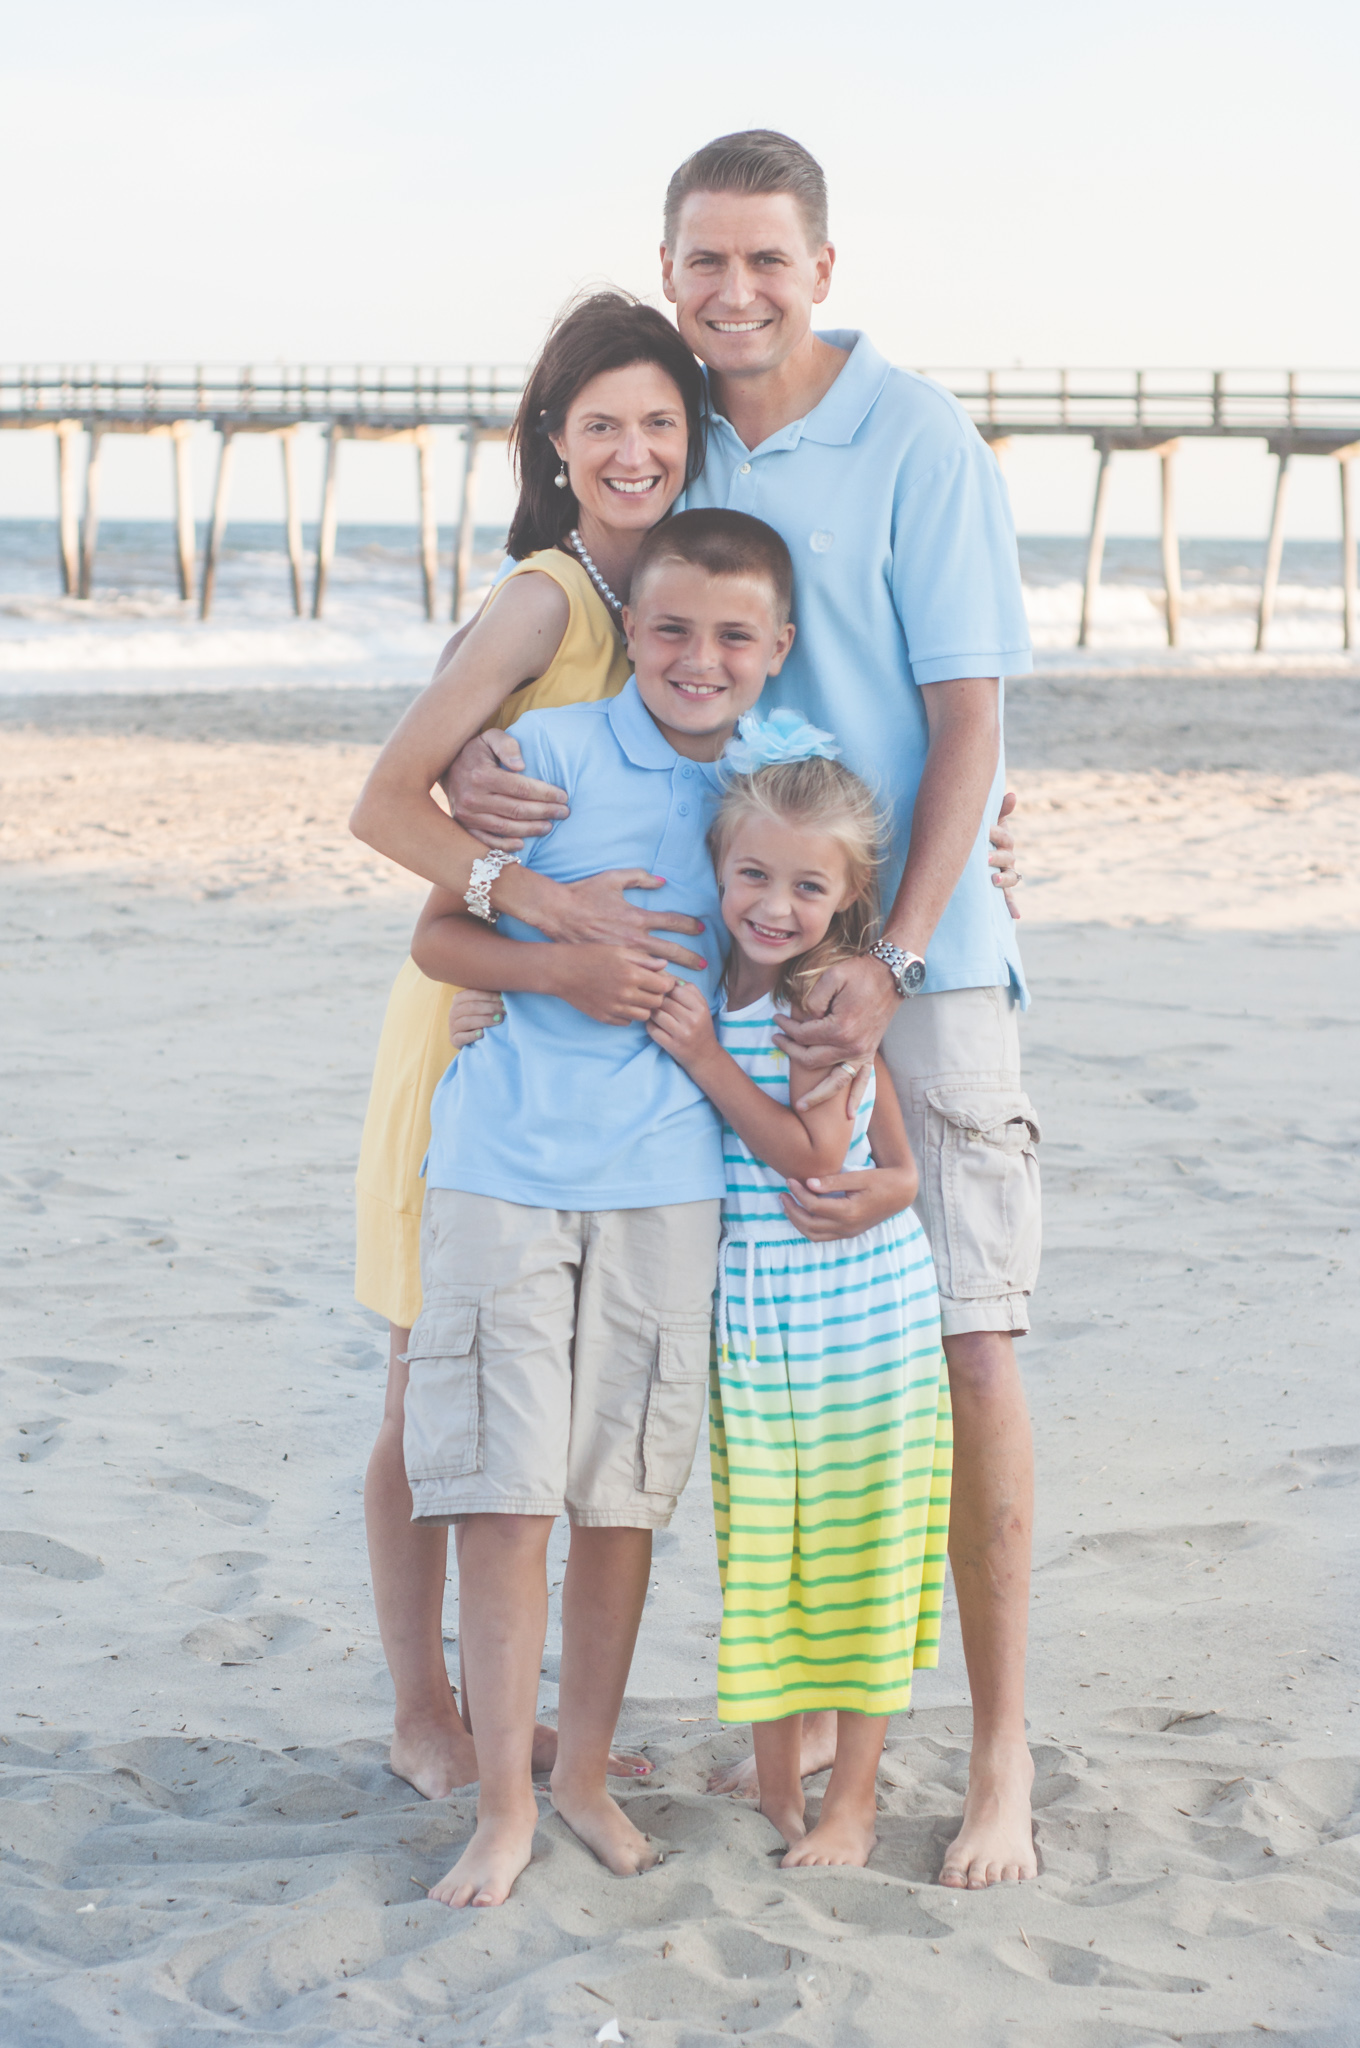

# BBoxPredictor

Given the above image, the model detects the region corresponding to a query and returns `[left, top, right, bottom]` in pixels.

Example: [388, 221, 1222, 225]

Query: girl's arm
[412, 889, 677, 1028]
[646, 984, 855, 1181]
[780, 1056, 919, 1241]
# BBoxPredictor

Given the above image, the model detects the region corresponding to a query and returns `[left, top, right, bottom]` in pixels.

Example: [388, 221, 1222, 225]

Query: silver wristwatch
[465, 848, 521, 924]
[869, 939, 926, 999]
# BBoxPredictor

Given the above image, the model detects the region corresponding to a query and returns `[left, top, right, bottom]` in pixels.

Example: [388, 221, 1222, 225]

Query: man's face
[623, 560, 794, 762]
[662, 190, 834, 383]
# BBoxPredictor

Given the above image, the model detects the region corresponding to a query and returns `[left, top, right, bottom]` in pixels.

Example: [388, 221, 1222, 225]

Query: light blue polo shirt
[684, 330, 1033, 1004]
[424, 679, 727, 1210]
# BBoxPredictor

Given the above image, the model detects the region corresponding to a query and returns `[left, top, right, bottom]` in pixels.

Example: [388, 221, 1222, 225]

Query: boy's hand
[447, 989, 505, 1048]
[445, 731, 568, 849]
[549, 944, 678, 1026]
[780, 1164, 917, 1241]
[646, 979, 719, 1070]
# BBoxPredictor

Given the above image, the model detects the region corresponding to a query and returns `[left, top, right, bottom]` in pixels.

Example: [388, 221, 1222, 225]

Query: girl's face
[718, 813, 857, 975]
[550, 362, 689, 538]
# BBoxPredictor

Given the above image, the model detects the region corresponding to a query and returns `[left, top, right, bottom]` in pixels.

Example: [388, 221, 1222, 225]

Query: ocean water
[0, 520, 1355, 697]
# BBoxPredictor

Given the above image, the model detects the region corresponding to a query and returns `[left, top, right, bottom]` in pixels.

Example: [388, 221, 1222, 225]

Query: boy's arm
[412, 888, 676, 1027]
[779, 1055, 919, 1242]
[646, 984, 855, 1181]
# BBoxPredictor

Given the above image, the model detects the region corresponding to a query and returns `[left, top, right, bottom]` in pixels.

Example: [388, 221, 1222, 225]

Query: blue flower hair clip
[722, 706, 842, 777]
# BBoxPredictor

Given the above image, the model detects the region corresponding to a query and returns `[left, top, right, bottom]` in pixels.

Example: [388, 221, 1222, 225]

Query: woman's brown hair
[506, 290, 706, 561]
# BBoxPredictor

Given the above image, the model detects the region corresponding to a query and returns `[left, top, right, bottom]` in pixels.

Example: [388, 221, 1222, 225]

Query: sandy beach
[2, 670, 1358, 2045]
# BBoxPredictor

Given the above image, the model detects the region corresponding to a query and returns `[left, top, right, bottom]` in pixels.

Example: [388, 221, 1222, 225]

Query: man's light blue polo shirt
[684, 330, 1033, 1004]
[424, 679, 727, 1210]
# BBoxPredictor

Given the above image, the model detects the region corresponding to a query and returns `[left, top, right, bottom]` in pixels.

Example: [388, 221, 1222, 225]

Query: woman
[350, 291, 713, 1799]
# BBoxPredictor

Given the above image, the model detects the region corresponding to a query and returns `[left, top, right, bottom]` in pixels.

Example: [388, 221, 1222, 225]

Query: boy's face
[623, 562, 794, 761]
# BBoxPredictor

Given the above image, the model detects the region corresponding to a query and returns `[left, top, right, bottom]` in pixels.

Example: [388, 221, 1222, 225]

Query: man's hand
[774, 955, 898, 1111]
[780, 1163, 917, 1241]
[446, 989, 504, 1048]
[532, 869, 708, 971]
[548, 944, 677, 1027]
[646, 979, 718, 1071]
[445, 731, 569, 849]
[989, 789, 1022, 920]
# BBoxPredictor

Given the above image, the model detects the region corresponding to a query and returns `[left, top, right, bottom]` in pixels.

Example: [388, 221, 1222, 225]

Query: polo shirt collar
[703, 329, 891, 455]
[606, 677, 726, 782]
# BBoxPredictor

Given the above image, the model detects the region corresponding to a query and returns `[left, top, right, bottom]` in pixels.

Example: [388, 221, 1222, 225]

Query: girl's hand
[646, 979, 719, 1070]
[532, 867, 708, 971]
[446, 989, 505, 1048]
[780, 1163, 917, 1241]
[548, 944, 677, 1027]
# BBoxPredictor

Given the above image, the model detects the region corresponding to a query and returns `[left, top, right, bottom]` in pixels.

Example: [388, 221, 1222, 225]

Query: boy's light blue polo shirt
[424, 679, 727, 1211]
[684, 329, 1034, 1005]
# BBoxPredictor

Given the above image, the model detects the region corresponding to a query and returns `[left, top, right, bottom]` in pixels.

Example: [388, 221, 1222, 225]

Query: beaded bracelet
[465, 848, 521, 924]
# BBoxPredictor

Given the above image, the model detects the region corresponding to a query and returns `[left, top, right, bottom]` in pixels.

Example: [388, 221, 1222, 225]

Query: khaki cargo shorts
[880, 983, 1041, 1338]
[403, 1189, 722, 1528]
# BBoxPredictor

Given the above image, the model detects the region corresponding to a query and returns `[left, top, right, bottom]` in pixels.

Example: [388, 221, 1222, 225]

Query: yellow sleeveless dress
[354, 548, 630, 1326]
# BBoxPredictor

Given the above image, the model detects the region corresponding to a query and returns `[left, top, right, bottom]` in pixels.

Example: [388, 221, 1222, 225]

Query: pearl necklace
[566, 529, 624, 623]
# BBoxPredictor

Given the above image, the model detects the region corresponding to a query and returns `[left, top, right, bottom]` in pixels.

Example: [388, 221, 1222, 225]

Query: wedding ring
[838, 1061, 859, 1077]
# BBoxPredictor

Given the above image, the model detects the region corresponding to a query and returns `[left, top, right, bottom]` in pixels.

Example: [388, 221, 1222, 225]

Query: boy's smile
[623, 561, 794, 762]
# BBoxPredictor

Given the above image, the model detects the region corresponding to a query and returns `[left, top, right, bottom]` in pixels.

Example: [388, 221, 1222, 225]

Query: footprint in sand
[180, 1612, 318, 1664]
[0, 1530, 103, 1580]
[1008, 1937, 1207, 1994]
[144, 1472, 269, 1526]
[164, 1551, 269, 1614]
[9, 1355, 126, 1397]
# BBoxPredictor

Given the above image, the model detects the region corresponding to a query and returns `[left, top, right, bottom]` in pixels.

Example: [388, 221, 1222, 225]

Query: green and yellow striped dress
[710, 993, 951, 1722]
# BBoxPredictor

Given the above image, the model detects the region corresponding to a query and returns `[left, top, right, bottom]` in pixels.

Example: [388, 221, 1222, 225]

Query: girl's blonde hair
[708, 755, 886, 1009]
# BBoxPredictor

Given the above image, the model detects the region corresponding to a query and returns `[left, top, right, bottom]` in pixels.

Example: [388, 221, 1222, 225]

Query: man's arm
[775, 675, 1000, 1103]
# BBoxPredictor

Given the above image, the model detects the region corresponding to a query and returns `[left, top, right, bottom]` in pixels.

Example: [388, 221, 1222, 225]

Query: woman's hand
[547, 945, 678, 1027]
[530, 868, 708, 970]
[646, 979, 719, 1072]
[780, 1163, 917, 1241]
[446, 989, 504, 1048]
[989, 788, 1022, 920]
[445, 730, 568, 849]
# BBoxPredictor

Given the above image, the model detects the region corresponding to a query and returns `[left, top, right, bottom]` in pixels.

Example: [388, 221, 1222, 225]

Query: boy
[404, 509, 794, 1908]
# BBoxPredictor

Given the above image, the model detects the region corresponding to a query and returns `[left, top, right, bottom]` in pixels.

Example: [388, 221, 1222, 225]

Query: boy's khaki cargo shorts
[403, 1189, 722, 1528]
[880, 983, 1041, 1338]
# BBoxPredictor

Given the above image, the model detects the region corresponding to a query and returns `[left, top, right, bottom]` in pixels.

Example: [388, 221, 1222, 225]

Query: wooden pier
[2, 364, 1358, 648]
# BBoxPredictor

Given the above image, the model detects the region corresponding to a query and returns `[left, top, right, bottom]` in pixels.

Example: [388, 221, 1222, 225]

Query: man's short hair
[631, 509, 794, 624]
[663, 130, 828, 251]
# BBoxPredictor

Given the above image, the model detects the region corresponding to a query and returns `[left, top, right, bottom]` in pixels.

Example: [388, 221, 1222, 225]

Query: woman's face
[550, 362, 689, 537]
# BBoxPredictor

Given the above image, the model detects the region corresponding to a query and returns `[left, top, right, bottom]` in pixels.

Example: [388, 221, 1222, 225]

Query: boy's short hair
[663, 130, 829, 251]
[631, 509, 794, 624]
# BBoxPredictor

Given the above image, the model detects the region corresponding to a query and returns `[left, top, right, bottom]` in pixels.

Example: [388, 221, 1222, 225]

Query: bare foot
[706, 1712, 838, 1798]
[550, 1782, 661, 1876]
[939, 1740, 1037, 1888]
[428, 1803, 539, 1907]
[759, 1795, 807, 1849]
[390, 1709, 479, 1799]
[781, 1806, 877, 1868]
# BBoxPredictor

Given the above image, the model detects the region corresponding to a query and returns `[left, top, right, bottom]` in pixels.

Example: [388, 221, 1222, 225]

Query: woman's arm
[412, 889, 678, 1028]
[349, 571, 571, 894]
[646, 984, 855, 1181]
[779, 1055, 919, 1241]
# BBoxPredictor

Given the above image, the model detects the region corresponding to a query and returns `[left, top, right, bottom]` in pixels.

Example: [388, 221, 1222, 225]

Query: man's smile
[708, 318, 773, 333]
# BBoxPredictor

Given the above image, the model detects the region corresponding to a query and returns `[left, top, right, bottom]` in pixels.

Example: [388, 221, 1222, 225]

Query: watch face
[902, 957, 926, 993]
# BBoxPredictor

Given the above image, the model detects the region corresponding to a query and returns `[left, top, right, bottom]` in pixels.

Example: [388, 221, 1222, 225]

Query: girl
[645, 714, 952, 1867]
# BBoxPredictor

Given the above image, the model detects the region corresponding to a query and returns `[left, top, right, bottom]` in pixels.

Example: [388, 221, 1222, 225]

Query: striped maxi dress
[710, 993, 951, 1722]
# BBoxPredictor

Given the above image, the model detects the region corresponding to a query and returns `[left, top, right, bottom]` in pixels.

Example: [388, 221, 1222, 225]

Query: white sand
[2, 677, 1357, 2045]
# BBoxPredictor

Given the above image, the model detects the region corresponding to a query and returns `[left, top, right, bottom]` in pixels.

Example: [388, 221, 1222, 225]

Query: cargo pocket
[639, 1310, 713, 1497]
[927, 1088, 1042, 1301]
[401, 1292, 485, 1481]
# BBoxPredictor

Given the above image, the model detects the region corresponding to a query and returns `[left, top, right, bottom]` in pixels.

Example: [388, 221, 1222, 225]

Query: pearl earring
[554, 461, 569, 491]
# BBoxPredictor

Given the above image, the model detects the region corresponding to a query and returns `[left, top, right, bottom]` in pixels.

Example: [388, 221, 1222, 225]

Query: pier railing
[2, 364, 1357, 646]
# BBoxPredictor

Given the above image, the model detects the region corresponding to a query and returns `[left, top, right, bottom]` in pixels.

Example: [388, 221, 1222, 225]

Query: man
[452, 131, 1040, 1890]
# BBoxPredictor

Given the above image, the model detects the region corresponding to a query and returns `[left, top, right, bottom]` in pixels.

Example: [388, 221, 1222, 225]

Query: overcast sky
[3, 0, 1356, 534]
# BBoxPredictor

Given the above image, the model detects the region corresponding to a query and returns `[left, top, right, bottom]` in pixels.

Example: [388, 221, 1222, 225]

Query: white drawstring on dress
[717, 1233, 758, 1365]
